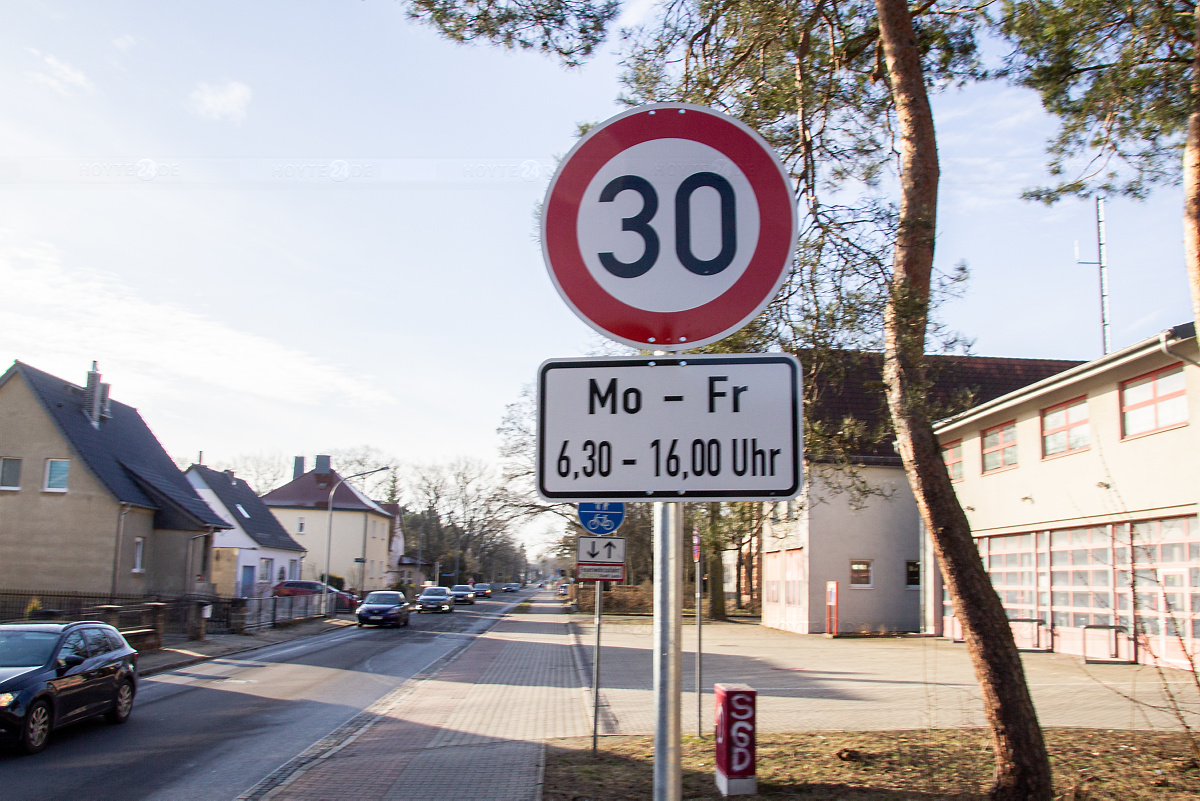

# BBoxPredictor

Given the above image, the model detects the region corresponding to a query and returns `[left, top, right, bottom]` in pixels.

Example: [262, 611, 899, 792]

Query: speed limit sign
[542, 103, 797, 350]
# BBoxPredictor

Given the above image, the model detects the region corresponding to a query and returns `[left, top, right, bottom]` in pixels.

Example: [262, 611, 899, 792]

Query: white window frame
[235, 503, 251, 518]
[132, 537, 146, 573]
[43, 458, 69, 492]
[849, 559, 874, 589]
[906, 560, 921, 590]
[0, 457, 21, 490]
[297, 516, 306, 534]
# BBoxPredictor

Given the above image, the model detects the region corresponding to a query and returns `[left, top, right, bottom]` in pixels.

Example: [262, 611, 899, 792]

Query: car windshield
[474, 584, 488, 589]
[364, 592, 402, 605]
[0, 631, 60, 667]
[421, 588, 448, 597]
[451, 585, 472, 592]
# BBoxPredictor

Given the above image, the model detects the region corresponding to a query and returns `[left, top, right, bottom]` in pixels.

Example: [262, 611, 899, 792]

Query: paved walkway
[211, 595, 1199, 800]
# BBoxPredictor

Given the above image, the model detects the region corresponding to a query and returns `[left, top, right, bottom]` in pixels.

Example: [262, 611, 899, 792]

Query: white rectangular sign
[578, 536, 627, 565]
[538, 354, 803, 502]
[577, 563, 626, 582]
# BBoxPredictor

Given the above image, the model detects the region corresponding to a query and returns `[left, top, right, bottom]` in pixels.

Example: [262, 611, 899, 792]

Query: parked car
[449, 585, 477, 604]
[557, 584, 569, 596]
[355, 591, 411, 628]
[0, 621, 138, 754]
[415, 586, 454, 613]
[273, 580, 359, 611]
[503, 583, 520, 592]
[472, 583, 492, 598]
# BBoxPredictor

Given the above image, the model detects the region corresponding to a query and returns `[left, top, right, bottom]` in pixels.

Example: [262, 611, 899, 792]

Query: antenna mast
[1076, 197, 1111, 355]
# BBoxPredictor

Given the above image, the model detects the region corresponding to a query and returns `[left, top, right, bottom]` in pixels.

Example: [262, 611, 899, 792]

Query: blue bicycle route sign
[578, 502, 626, 534]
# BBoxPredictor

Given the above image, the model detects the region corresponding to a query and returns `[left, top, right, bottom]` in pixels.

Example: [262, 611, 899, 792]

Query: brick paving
[261, 597, 587, 801]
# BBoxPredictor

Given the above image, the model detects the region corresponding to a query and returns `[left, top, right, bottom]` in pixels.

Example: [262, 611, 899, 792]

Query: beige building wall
[939, 343, 1198, 538]
[269, 507, 390, 593]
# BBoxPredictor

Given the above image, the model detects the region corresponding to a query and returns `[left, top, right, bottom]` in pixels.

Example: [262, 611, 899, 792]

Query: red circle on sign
[542, 103, 796, 349]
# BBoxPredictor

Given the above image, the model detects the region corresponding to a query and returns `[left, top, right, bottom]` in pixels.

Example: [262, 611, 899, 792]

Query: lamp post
[324, 465, 390, 616]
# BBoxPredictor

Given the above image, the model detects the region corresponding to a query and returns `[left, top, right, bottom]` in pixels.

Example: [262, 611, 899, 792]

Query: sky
[1, 2, 1192, 511]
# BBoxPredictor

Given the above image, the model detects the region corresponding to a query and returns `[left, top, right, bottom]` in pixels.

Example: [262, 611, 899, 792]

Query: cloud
[189, 81, 252, 124]
[112, 35, 136, 51]
[27, 49, 94, 95]
[0, 232, 389, 409]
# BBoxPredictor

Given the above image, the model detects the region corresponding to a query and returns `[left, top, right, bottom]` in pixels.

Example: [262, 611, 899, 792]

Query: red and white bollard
[713, 683, 756, 796]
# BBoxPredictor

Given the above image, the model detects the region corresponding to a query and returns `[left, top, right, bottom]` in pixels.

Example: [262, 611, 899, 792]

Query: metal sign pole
[592, 580, 603, 753]
[654, 501, 682, 801]
[696, 530, 703, 738]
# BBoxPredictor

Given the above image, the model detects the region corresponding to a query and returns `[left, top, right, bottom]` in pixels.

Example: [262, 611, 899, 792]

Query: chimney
[224, 469, 236, 483]
[293, 456, 306, 480]
[314, 454, 331, 475]
[99, 383, 112, 420]
[83, 362, 103, 428]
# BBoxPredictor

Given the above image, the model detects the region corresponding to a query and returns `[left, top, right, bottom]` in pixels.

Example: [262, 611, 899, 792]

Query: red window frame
[1041, 396, 1089, 458]
[941, 439, 963, 481]
[1121, 364, 1187, 439]
[981, 420, 1018, 473]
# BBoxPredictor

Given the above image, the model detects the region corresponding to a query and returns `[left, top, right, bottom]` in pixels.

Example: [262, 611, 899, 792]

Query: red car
[273, 580, 359, 611]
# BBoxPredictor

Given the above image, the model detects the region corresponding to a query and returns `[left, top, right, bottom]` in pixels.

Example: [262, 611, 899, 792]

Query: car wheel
[106, 680, 134, 725]
[21, 700, 51, 754]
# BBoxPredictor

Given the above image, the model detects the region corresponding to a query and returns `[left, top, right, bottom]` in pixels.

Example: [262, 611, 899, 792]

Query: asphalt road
[0, 591, 531, 800]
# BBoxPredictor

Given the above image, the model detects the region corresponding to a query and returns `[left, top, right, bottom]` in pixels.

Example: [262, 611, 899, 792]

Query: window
[941, 440, 963, 481]
[1122, 364, 1187, 437]
[260, 558, 274, 582]
[981, 421, 1018, 472]
[43, 459, 69, 491]
[297, 516, 306, 534]
[132, 537, 145, 573]
[849, 559, 873, 588]
[1042, 397, 1089, 457]
[0, 457, 21, 490]
[906, 560, 921, 588]
[289, 559, 299, 580]
[235, 504, 251, 518]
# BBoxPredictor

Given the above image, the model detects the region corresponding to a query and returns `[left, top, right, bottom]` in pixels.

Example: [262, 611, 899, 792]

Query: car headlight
[0, 692, 17, 708]
[355, 607, 365, 614]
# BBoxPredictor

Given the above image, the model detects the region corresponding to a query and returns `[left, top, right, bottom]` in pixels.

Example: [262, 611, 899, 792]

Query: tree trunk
[874, 1, 1052, 798]
[1185, 1, 1200, 326]
[707, 503, 728, 620]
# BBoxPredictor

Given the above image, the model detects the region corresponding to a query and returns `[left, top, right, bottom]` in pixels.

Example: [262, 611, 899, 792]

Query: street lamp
[324, 465, 390, 616]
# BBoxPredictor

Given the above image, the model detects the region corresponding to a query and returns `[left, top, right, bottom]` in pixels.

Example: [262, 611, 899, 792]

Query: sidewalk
[248, 595, 589, 801]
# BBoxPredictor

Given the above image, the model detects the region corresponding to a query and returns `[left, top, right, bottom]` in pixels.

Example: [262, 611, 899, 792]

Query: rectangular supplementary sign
[537, 354, 803, 502]
[577, 563, 626, 582]
[578, 536, 626, 565]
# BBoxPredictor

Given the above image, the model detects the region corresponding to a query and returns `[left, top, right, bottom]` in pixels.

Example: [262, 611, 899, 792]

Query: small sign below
[577, 563, 626, 582]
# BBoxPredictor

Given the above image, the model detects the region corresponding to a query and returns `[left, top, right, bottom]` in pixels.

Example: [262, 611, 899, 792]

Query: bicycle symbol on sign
[586, 515, 616, 532]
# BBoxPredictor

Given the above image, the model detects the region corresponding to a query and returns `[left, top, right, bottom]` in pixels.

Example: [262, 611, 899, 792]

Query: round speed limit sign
[542, 103, 797, 350]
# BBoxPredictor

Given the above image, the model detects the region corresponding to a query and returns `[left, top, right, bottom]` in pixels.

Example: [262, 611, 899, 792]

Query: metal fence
[0, 589, 327, 637]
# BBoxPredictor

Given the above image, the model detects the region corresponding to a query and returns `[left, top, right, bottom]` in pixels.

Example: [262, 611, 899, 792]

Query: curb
[138, 619, 356, 678]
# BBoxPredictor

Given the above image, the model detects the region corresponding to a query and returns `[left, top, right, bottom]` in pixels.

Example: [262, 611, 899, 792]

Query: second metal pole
[592, 580, 603, 753]
[696, 529, 703, 738]
[653, 502, 682, 801]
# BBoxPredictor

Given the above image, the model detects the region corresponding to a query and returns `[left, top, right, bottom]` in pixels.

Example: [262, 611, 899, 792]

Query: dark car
[0, 621, 138, 754]
[472, 583, 492, 598]
[449, 585, 476, 605]
[273, 580, 359, 611]
[503, 583, 520, 592]
[415, 587, 454, 613]
[355, 591, 411, 628]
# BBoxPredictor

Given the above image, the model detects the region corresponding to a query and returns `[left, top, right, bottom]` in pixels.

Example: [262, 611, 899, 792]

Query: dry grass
[543, 729, 1200, 799]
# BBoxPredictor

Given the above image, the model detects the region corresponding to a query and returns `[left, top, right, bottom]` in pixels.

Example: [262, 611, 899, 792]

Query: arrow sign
[577, 536, 626, 566]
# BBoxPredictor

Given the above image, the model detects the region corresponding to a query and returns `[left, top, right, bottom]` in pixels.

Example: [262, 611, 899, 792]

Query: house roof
[934, 322, 1196, 433]
[261, 469, 393, 517]
[802, 350, 1084, 463]
[1, 361, 228, 530]
[188, 464, 305, 553]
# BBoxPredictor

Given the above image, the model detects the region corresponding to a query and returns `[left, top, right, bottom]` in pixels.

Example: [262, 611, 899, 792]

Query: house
[186, 464, 307, 597]
[261, 456, 393, 593]
[394, 555, 433, 587]
[756, 351, 1081, 635]
[929, 323, 1199, 668]
[0, 361, 229, 596]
